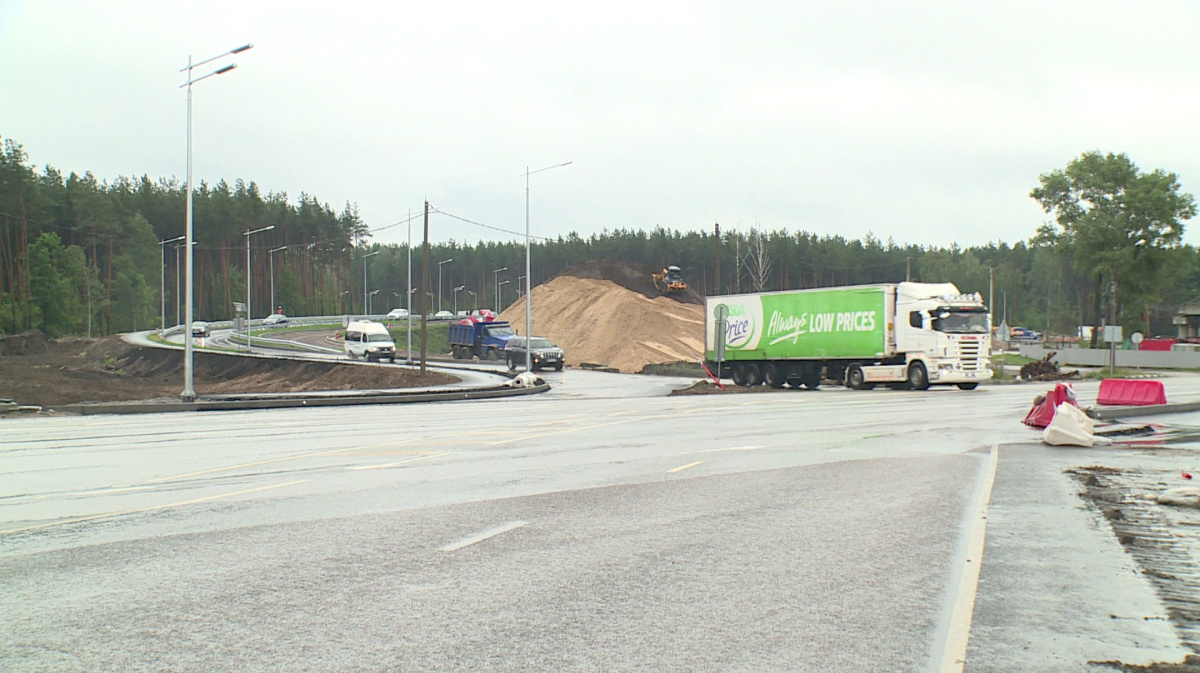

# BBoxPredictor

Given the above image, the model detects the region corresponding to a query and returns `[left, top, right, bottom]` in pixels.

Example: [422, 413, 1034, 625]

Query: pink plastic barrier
[1139, 338, 1174, 352]
[1096, 379, 1167, 406]
[1023, 383, 1079, 428]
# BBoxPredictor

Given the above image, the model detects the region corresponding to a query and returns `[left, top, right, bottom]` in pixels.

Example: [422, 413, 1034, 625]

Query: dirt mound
[0, 329, 49, 356]
[0, 336, 455, 407]
[497, 275, 706, 373]
[555, 260, 704, 305]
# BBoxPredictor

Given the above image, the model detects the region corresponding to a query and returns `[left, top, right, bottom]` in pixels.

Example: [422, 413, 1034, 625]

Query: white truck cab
[344, 320, 397, 362]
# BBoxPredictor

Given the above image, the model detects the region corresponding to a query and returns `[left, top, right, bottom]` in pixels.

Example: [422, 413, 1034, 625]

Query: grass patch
[993, 352, 1035, 366]
[1078, 367, 1145, 380]
[387, 322, 450, 355]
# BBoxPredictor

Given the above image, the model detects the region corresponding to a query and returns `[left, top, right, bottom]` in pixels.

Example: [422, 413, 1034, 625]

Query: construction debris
[1019, 352, 1079, 381]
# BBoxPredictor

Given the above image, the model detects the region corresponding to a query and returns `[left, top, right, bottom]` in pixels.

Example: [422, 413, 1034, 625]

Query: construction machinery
[652, 265, 688, 294]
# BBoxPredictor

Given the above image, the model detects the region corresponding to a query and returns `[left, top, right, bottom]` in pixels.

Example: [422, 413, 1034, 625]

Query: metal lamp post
[339, 289, 350, 314]
[518, 274, 526, 298]
[523, 161, 572, 372]
[268, 245, 286, 314]
[160, 235, 185, 338]
[453, 285, 465, 316]
[368, 289, 380, 314]
[467, 290, 477, 312]
[493, 266, 507, 310]
[180, 42, 252, 401]
[362, 250, 380, 316]
[438, 258, 453, 313]
[497, 280, 509, 313]
[244, 224, 275, 350]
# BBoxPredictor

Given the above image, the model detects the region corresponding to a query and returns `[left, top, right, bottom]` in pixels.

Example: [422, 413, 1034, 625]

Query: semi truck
[448, 320, 516, 360]
[705, 282, 991, 390]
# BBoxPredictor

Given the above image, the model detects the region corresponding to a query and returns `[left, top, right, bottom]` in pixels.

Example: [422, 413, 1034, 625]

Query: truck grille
[957, 340, 984, 371]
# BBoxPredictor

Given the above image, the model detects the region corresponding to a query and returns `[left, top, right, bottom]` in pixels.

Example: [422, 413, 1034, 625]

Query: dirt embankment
[0, 331, 455, 407]
[497, 261, 707, 373]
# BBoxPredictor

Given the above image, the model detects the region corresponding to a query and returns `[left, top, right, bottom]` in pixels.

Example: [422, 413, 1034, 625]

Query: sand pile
[497, 273, 706, 373]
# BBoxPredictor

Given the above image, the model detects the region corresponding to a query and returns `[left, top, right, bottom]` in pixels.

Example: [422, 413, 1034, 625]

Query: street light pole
[180, 42, 252, 401]
[362, 250, 380, 316]
[518, 274, 527, 298]
[493, 266, 507, 310]
[368, 289, 380, 314]
[407, 208, 413, 364]
[453, 285, 465, 316]
[244, 225, 275, 351]
[160, 235, 185, 338]
[523, 161, 572, 372]
[438, 258, 453, 314]
[268, 245, 287, 314]
[467, 290, 477, 312]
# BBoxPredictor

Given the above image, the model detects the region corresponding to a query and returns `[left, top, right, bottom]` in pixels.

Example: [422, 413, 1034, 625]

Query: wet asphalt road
[4, 371, 1200, 671]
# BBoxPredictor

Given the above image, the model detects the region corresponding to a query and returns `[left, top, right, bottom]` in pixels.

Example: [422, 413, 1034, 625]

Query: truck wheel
[957, 382, 978, 390]
[731, 363, 748, 387]
[745, 363, 764, 387]
[802, 366, 822, 390]
[847, 364, 873, 391]
[907, 362, 930, 391]
[506, 354, 516, 370]
[764, 363, 787, 388]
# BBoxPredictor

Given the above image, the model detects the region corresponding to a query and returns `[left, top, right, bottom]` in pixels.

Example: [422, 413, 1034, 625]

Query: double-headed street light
[180, 42, 253, 401]
[362, 250, 381, 316]
[269, 245, 287, 314]
[493, 266, 507, 310]
[523, 161, 572, 372]
[244, 224, 275, 350]
[438, 258, 453, 313]
[160, 235, 185, 338]
[453, 285, 466, 316]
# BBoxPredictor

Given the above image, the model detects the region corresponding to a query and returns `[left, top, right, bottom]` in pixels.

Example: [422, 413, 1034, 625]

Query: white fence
[1018, 344, 1200, 369]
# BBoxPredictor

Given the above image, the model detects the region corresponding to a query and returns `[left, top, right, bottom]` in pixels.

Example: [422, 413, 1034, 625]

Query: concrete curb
[49, 382, 550, 416]
[1086, 401, 1200, 420]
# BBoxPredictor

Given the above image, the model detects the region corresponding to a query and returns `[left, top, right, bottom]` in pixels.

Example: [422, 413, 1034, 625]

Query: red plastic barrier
[1139, 338, 1174, 352]
[1023, 383, 1079, 428]
[1096, 379, 1167, 406]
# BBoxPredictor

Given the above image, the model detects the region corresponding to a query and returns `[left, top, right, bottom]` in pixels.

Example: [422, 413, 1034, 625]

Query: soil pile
[497, 262, 707, 373]
[554, 260, 705, 305]
[0, 335, 455, 407]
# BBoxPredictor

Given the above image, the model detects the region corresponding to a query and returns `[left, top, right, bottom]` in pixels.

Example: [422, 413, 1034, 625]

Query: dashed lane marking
[667, 461, 704, 474]
[440, 520, 529, 552]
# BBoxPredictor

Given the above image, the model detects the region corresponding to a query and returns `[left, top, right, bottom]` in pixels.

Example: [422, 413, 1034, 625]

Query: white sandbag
[1156, 487, 1200, 509]
[503, 372, 545, 389]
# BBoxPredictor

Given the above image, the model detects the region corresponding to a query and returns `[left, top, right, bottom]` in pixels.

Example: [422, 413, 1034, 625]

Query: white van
[344, 320, 397, 362]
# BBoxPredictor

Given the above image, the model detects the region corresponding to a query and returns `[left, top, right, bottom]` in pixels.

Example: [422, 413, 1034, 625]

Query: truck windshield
[486, 325, 514, 337]
[932, 310, 989, 334]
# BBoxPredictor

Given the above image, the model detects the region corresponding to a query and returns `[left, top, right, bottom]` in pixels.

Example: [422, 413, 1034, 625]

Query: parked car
[504, 336, 565, 371]
[263, 313, 288, 326]
[386, 308, 410, 320]
[1009, 327, 1040, 342]
[190, 321, 210, 338]
[433, 310, 454, 319]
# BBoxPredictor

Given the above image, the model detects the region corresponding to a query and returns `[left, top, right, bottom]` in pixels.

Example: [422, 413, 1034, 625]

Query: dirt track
[0, 331, 455, 407]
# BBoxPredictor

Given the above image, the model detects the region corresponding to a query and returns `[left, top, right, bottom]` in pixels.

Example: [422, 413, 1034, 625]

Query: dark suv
[505, 336, 565, 371]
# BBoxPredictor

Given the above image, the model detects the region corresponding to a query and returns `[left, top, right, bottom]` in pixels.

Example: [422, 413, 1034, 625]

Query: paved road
[3, 374, 1200, 671]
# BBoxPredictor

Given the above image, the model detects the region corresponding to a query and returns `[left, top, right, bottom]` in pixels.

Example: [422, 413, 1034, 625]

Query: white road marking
[939, 444, 999, 673]
[440, 520, 529, 552]
[691, 445, 763, 454]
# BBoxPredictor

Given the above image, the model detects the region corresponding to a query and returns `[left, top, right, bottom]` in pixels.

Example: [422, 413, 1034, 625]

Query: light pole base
[180, 389, 197, 403]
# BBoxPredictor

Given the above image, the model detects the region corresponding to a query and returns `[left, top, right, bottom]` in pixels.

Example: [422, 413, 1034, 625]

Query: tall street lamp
[174, 240, 193, 327]
[368, 289, 381, 314]
[180, 42, 252, 401]
[518, 274, 527, 298]
[467, 289, 477, 312]
[438, 258, 453, 313]
[160, 235, 185, 338]
[493, 266, 507, 310]
[523, 161, 572, 372]
[362, 250, 380, 316]
[244, 224, 275, 350]
[453, 285, 465, 316]
[268, 245, 287, 314]
[497, 279, 509, 311]
[339, 289, 350, 314]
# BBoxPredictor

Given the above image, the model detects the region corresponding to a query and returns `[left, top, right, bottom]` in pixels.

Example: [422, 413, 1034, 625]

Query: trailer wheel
[957, 382, 978, 390]
[745, 363, 764, 387]
[764, 363, 787, 388]
[847, 364, 874, 390]
[731, 363, 748, 387]
[907, 361, 930, 391]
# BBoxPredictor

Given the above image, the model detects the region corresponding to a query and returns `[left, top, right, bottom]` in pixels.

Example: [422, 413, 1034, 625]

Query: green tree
[1030, 151, 1195, 343]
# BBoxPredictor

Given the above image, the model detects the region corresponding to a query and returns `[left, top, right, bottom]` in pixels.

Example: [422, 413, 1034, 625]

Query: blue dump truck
[448, 320, 516, 361]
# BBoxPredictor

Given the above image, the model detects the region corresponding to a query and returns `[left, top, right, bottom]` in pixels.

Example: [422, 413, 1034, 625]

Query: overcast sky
[4, 1, 1200, 249]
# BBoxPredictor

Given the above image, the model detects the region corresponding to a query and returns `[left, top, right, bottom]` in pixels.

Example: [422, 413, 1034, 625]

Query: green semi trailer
[704, 282, 991, 390]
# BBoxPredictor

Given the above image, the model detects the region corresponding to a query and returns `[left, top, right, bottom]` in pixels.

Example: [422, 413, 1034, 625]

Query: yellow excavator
[652, 265, 688, 294]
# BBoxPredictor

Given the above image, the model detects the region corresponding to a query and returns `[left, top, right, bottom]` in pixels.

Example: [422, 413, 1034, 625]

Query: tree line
[3, 135, 1196, 342]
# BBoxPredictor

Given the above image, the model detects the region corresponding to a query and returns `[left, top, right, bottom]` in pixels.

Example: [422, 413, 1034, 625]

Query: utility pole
[989, 267, 994, 328]
[714, 222, 720, 296]
[906, 256, 911, 282]
[420, 200, 430, 376]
